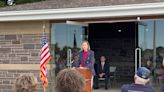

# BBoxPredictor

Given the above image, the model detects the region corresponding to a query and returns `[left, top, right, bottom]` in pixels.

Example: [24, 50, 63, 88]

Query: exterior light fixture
[7, 0, 14, 6]
[137, 17, 140, 21]
[118, 30, 122, 32]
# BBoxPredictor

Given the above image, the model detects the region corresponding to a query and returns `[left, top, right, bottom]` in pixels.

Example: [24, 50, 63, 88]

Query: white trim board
[0, 2, 164, 21]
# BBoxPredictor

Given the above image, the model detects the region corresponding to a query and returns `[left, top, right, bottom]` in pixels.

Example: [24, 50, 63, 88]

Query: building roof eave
[0, 2, 164, 22]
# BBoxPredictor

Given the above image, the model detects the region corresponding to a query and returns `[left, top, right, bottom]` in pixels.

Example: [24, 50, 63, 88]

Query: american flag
[40, 31, 51, 89]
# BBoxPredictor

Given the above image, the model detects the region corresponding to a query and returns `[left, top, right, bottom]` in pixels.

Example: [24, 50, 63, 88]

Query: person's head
[134, 67, 151, 85]
[159, 49, 164, 57]
[81, 40, 90, 52]
[56, 68, 85, 92]
[15, 73, 38, 92]
[146, 60, 151, 66]
[100, 55, 106, 62]
[73, 55, 79, 61]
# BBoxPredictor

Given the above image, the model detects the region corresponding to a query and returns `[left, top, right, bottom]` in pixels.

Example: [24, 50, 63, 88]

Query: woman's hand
[79, 66, 88, 69]
[80, 66, 84, 69]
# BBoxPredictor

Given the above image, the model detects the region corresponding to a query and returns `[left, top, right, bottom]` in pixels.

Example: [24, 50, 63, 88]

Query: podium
[76, 68, 92, 92]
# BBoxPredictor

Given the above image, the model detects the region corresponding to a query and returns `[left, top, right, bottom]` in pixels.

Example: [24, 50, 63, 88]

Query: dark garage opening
[88, 22, 137, 86]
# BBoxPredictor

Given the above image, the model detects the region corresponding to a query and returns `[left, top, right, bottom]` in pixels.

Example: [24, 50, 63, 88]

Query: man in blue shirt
[121, 67, 155, 92]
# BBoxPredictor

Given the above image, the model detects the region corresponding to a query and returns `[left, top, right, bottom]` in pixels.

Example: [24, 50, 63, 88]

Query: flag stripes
[40, 32, 51, 89]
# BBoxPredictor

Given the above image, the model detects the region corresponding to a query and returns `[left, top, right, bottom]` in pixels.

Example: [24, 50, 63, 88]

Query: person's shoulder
[133, 84, 155, 92]
[121, 84, 131, 90]
[79, 50, 83, 54]
[89, 50, 94, 54]
[106, 61, 110, 64]
[121, 84, 131, 87]
[145, 85, 155, 92]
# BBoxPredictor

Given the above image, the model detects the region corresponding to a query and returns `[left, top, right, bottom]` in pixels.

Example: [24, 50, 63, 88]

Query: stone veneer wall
[0, 34, 42, 64]
[0, 34, 53, 92]
[0, 70, 51, 92]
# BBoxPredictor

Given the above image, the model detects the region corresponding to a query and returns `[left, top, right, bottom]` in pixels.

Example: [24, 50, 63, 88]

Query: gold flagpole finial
[42, 21, 46, 32]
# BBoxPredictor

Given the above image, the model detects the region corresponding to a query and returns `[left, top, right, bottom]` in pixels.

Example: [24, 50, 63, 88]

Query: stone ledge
[0, 64, 55, 70]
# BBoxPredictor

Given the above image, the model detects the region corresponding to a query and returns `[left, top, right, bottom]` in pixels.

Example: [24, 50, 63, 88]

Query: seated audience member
[56, 68, 85, 92]
[15, 73, 38, 92]
[121, 67, 155, 92]
[72, 55, 80, 67]
[94, 55, 110, 90]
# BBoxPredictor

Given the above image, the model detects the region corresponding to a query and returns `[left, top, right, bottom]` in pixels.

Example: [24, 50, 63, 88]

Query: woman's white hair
[15, 73, 38, 92]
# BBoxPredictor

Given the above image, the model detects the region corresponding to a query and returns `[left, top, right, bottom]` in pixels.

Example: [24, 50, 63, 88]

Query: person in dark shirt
[94, 55, 110, 90]
[121, 67, 155, 92]
[72, 55, 80, 67]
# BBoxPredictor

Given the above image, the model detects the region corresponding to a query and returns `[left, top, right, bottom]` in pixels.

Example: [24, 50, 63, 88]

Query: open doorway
[88, 22, 137, 87]
[51, 20, 164, 91]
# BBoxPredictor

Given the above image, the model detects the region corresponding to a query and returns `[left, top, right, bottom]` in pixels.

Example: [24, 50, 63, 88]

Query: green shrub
[0, 1, 5, 7]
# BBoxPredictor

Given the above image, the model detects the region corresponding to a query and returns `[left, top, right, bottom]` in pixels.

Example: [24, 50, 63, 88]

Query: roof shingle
[0, 0, 164, 11]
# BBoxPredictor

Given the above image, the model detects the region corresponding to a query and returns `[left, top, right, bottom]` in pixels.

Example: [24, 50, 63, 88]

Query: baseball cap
[136, 67, 150, 79]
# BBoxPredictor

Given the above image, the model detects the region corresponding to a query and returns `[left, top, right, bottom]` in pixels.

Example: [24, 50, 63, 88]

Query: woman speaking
[78, 41, 95, 75]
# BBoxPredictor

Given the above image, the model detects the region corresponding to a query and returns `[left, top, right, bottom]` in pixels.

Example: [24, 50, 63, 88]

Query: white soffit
[0, 2, 164, 21]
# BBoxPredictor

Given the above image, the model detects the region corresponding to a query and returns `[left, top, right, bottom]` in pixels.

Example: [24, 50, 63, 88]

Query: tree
[0, 1, 5, 7]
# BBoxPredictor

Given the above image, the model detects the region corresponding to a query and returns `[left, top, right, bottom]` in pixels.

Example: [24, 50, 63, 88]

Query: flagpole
[43, 21, 46, 32]
[42, 21, 46, 92]
[44, 87, 46, 92]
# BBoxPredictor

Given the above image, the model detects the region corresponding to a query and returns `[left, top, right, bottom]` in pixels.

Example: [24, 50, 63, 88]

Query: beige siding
[0, 21, 50, 34]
